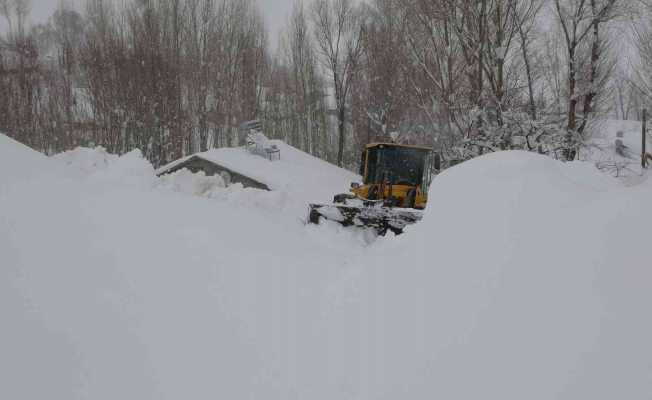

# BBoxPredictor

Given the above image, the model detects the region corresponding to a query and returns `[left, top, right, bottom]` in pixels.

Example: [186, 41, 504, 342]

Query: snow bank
[2, 135, 652, 400]
[333, 151, 652, 400]
[158, 168, 226, 196]
[0, 134, 50, 187]
[52, 147, 157, 188]
[51, 146, 119, 177]
[52, 146, 295, 215]
[2, 135, 369, 400]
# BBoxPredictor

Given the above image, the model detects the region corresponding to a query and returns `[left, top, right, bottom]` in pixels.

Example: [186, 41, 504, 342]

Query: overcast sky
[11, 0, 293, 48]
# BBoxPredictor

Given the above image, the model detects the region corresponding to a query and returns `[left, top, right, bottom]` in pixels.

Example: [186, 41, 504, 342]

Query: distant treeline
[0, 0, 645, 168]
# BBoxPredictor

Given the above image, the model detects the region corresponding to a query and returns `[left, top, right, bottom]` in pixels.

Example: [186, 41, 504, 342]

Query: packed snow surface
[2, 134, 652, 400]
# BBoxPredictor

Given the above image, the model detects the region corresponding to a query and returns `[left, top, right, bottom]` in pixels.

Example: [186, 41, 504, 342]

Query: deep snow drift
[2, 134, 652, 400]
[344, 152, 652, 399]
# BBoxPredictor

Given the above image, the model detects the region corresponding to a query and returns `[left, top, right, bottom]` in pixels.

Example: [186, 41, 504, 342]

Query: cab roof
[365, 142, 432, 151]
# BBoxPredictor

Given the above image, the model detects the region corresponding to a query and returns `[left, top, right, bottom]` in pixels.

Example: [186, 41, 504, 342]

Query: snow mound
[0, 134, 50, 186]
[51, 146, 295, 215]
[96, 149, 156, 187]
[157, 168, 289, 213]
[158, 168, 227, 197]
[334, 151, 652, 400]
[51, 146, 119, 177]
[52, 147, 156, 188]
[3, 134, 652, 400]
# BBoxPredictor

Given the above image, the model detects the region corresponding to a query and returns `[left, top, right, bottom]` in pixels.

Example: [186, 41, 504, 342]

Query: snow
[51, 146, 120, 177]
[351, 151, 652, 400]
[583, 119, 650, 180]
[0, 134, 50, 186]
[315, 204, 345, 221]
[2, 134, 652, 400]
[1, 138, 368, 400]
[595, 119, 645, 152]
[158, 168, 227, 197]
[157, 140, 360, 209]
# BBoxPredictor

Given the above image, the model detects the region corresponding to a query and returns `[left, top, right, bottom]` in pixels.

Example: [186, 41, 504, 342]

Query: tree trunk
[519, 25, 537, 120]
[566, 44, 578, 161]
[578, 0, 600, 135]
[337, 106, 346, 167]
[568, 55, 577, 132]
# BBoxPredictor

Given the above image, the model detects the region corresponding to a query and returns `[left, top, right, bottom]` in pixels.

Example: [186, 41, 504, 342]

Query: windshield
[365, 146, 428, 186]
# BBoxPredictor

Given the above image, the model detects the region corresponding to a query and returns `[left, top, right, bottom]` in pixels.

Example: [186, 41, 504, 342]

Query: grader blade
[308, 203, 423, 235]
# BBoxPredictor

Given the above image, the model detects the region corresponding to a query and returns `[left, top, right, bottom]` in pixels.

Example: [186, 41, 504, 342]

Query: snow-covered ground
[2, 133, 652, 400]
[583, 119, 651, 181]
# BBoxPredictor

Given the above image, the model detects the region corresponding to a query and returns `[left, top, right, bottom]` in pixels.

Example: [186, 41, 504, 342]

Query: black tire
[367, 185, 379, 200]
[308, 208, 322, 224]
[405, 188, 417, 208]
[333, 193, 355, 204]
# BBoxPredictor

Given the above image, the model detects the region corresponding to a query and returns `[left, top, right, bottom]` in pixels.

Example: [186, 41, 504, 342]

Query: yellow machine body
[351, 142, 433, 209]
[351, 183, 428, 209]
[308, 142, 434, 235]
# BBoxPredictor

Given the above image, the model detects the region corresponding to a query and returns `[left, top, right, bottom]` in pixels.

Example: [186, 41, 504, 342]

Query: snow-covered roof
[157, 140, 360, 204]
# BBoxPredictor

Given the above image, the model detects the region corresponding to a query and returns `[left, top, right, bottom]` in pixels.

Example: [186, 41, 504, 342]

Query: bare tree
[354, 0, 414, 145]
[0, 0, 40, 148]
[401, 0, 461, 152]
[271, 0, 328, 157]
[311, 0, 364, 167]
[0, 0, 639, 169]
[515, 0, 544, 120]
[553, 0, 619, 141]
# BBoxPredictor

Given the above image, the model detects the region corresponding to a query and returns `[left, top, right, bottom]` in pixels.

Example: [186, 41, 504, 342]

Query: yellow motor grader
[308, 142, 439, 235]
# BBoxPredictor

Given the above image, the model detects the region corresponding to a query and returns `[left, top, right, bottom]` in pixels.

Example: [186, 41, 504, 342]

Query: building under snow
[157, 127, 283, 190]
[156, 153, 271, 191]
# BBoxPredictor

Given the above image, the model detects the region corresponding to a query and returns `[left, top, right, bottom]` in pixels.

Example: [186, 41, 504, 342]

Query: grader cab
[309, 143, 439, 235]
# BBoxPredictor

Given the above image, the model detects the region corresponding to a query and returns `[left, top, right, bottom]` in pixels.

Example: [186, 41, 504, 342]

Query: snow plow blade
[308, 203, 423, 235]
